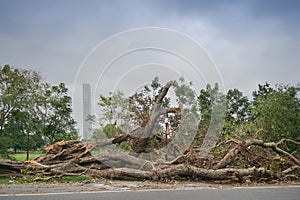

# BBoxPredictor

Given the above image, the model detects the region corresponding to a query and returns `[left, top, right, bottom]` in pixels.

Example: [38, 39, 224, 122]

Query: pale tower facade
[82, 83, 92, 140]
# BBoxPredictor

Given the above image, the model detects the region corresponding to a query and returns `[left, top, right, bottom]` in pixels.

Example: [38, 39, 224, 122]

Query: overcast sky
[1, 0, 299, 133]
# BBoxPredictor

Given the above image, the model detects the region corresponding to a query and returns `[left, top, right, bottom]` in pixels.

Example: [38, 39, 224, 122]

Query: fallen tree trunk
[79, 164, 279, 182]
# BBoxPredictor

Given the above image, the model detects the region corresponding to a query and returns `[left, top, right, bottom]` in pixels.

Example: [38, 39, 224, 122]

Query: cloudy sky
[1, 0, 299, 133]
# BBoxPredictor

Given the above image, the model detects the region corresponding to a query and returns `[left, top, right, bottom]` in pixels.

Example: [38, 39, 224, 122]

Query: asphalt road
[1, 186, 299, 200]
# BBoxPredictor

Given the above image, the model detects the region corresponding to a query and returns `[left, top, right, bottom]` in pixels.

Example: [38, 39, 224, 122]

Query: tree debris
[0, 81, 299, 183]
[0, 137, 298, 182]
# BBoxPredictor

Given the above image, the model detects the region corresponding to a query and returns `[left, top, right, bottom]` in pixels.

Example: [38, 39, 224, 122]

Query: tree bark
[135, 81, 174, 153]
[79, 164, 279, 181]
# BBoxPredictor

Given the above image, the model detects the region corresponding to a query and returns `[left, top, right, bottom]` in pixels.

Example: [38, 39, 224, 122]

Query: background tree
[222, 88, 250, 140]
[171, 78, 199, 150]
[0, 65, 77, 158]
[249, 83, 300, 142]
[196, 83, 226, 144]
[41, 82, 77, 144]
[0, 65, 41, 157]
[98, 91, 131, 131]
[0, 65, 40, 132]
[250, 82, 274, 121]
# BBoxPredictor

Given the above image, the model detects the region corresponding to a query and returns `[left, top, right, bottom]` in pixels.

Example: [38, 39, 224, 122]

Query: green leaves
[198, 83, 226, 131]
[103, 124, 126, 138]
[0, 65, 77, 157]
[250, 83, 300, 142]
[41, 82, 77, 144]
[174, 78, 196, 106]
[198, 82, 299, 150]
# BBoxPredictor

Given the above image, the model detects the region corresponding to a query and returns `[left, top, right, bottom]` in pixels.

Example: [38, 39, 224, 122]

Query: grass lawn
[0, 175, 94, 184]
[12, 151, 43, 161]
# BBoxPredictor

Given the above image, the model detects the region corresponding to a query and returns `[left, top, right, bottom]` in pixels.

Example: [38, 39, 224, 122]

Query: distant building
[82, 83, 92, 140]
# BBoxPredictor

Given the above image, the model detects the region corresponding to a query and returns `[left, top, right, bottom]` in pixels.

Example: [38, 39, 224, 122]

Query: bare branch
[155, 81, 173, 104]
[214, 138, 300, 169]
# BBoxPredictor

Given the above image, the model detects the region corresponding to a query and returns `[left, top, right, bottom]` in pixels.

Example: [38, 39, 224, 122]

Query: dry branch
[214, 138, 300, 169]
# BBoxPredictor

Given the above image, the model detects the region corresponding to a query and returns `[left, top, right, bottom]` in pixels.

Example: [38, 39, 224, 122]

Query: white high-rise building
[82, 83, 92, 140]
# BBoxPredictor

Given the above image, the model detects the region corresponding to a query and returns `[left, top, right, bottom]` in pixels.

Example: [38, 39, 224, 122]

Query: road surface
[1, 186, 299, 200]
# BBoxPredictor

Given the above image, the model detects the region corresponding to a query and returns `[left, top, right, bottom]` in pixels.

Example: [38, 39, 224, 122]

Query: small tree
[41, 83, 77, 144]
[98, 91, 132, 132]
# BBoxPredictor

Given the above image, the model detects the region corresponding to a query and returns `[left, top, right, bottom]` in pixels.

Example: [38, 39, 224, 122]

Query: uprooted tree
[1, 78, 299, 183]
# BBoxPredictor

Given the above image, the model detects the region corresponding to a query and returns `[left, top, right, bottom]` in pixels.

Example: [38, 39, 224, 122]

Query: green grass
[0, 177, 11, 184]
[0, 176, 32, 184]
[12, 151, 43, 161]
[0, 175, 94, 184]
[54, 176, 93, 183]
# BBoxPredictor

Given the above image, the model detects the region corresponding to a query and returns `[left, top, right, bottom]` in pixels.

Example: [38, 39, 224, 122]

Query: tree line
[0, 65, 77, 158]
